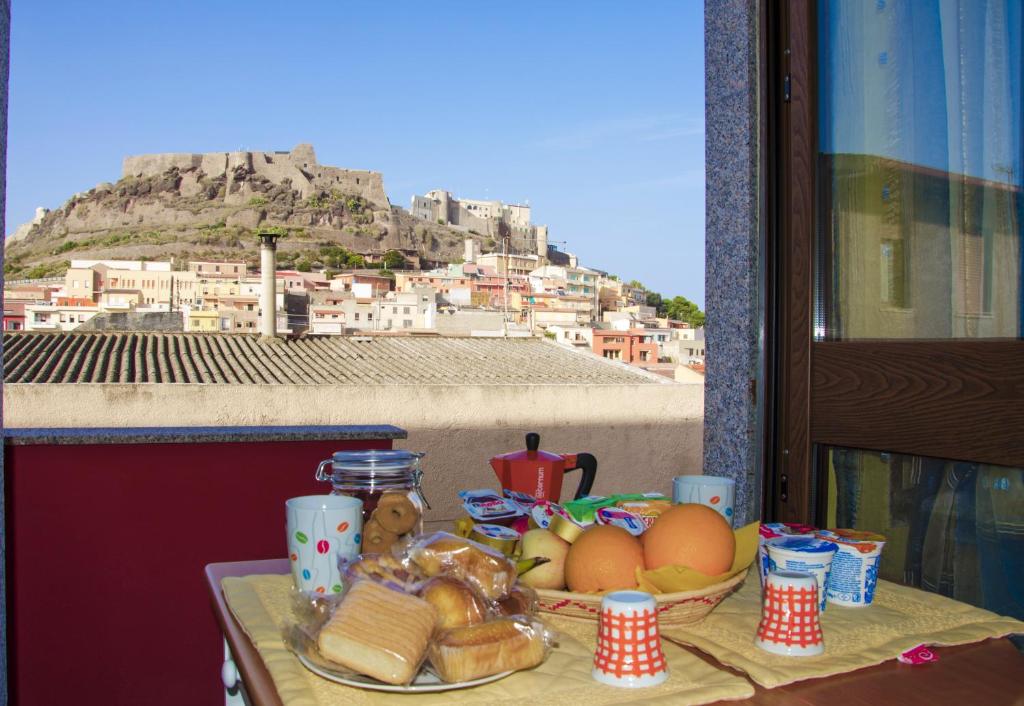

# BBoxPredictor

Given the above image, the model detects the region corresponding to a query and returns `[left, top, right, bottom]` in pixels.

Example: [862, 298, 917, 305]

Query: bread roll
[408, 532, 516, 600]
[317, 580, 437, 685]
[419, 577, 489, 629]
[428, 617, 547, 683]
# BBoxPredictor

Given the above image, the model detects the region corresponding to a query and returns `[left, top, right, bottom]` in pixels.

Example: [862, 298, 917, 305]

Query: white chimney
[257, 231, 282, 338]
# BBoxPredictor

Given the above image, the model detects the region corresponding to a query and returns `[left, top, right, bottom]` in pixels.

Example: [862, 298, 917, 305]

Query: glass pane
[825, 446, 1024, 623]
[818, 0, 1023, 340]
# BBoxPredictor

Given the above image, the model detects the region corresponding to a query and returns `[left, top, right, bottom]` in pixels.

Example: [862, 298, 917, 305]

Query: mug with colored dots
[286, 495, 363, 595]
[672, 475, 736, 527]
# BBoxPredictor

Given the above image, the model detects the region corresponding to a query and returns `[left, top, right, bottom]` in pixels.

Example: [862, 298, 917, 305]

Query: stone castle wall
[122, 143, 389, 207]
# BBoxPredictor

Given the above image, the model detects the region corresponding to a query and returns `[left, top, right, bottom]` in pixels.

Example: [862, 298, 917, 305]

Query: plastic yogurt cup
[594, 506, 646, 536]
[758, 523, 817, 588]
[765, 537, 839, 612]
[816, 529, 887, 607]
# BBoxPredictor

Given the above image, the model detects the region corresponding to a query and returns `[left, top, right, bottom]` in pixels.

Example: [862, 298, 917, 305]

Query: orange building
[592, 328, 660, 364]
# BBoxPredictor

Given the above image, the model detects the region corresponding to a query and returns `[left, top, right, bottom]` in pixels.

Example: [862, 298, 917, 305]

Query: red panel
[5, 437, 393, 706]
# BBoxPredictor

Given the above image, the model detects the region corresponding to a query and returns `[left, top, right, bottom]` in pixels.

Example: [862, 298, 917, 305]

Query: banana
[516, 556, 551, 575]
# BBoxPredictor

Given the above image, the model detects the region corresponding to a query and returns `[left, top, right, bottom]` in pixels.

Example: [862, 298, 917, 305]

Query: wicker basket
[534, 568, 749, 627]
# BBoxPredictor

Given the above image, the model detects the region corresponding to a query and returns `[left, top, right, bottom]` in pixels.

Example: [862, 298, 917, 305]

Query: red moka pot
[489, 432, 598, 503]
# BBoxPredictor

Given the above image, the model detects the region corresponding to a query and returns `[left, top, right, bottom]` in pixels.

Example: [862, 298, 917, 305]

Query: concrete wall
[4, 383, 704, 531]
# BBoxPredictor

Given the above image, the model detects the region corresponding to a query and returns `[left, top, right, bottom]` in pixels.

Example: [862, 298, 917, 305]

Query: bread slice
[317, 580, 437, 685]
[428, 617, 547, 683]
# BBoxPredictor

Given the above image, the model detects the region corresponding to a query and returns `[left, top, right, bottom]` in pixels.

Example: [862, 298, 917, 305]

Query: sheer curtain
[819, 0, 1022, 339]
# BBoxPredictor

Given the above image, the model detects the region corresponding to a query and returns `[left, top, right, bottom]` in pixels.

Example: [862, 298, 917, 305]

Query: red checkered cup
[592, 590, 669, 687]
[755, 570, 825, 657]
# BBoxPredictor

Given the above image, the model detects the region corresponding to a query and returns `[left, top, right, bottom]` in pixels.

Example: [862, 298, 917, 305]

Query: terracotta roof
[2, 332, 664, 385]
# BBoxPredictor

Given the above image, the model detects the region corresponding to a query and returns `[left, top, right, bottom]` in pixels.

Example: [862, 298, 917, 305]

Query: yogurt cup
[765, 537, 838, 612]
[816, 529, 886, 607]
[758, 523, 817, 588]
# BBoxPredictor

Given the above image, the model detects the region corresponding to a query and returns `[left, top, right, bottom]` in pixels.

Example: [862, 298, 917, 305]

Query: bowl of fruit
[519, 504, 756, 627]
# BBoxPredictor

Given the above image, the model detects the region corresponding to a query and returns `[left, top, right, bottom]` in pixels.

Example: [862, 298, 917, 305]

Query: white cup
[286, 495, 363, 595]
[672, 475, 736, 526]
[592, 590, 668, 688]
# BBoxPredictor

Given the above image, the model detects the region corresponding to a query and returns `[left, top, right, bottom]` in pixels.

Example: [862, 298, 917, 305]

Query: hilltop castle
[122, 143, 389, 207]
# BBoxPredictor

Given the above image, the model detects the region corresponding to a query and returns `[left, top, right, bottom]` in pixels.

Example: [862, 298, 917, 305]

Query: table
[205, 560, 1024, 706]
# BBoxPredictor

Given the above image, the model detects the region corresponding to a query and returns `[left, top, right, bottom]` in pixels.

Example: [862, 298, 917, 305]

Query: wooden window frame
[767, 0, 1024, 525]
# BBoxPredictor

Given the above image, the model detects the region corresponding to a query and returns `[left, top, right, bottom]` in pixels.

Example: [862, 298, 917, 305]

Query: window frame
[767, 0, 1024, 524]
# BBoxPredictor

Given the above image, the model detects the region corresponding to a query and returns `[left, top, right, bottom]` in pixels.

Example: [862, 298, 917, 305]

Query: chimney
[257, 230, 282, 338]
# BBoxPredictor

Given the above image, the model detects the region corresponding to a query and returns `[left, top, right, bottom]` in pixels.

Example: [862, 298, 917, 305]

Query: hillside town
[3, 188, 705, 380]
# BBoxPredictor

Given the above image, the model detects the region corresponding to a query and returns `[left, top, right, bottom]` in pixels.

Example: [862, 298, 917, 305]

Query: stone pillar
[257, 232, 281, 338]
[703, 0, 762, 527]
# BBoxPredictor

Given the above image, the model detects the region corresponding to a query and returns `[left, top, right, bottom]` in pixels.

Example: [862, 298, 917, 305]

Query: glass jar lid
[327, 449, 424, 472]
[315, 449, 429, 508]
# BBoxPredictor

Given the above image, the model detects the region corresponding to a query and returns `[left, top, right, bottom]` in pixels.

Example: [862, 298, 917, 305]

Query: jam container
[316, 450, 429, 554]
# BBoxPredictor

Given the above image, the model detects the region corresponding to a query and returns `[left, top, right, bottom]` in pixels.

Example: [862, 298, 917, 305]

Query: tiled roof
[2, 332, 664, 385]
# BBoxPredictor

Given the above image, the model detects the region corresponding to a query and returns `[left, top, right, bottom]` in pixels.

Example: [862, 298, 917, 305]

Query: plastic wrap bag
[285, 534, 552, 687]
[340, 552, 427, 593]
[407, 531, 517, 601]
[497, 584, 539, 617]
[418, 576, 492, 629]
[285, 578, 435, 686]
[428, 615, 555, 683]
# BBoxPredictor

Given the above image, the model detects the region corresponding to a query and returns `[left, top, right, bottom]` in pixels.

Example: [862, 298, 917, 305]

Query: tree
[381, 250, 406, 269]
[296, 259, 312, 273]
[628, 280, 645, 290]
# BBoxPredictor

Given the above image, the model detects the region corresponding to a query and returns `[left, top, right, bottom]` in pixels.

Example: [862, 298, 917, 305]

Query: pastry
[418, 576, 488, 629]
[408, 532, 516, 600]
[317, 580, 437, 685]
[496, 585, 538, 617]
[346, 553, 426, 593]
[361, 518, 399, 554]
[428, 617, 547, 682]
[375, 492, 420, 534]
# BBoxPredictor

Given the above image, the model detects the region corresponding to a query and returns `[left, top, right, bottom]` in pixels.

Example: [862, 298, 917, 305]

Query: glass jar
[315, 450, 429, 552]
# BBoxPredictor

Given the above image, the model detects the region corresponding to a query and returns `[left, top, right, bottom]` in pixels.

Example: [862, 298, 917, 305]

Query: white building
[547, 325, 593, 349]
[25, 301, 101, 331]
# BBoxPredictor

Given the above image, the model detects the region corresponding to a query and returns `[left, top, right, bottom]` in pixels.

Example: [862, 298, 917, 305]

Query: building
[185, 308, 224, 333]
[3, 301, 25, 331]
[547, 325, 593, 349]
[330, 271, 393, 296]
[410, 189, 548, 256]
[663, 327, 706, 363]
[476, 253, 542, 278]
[529, 264, 600, 299]
[188, 261, 248, 280]
[592, 328, 660, 365]
[24, 298, 101, 331]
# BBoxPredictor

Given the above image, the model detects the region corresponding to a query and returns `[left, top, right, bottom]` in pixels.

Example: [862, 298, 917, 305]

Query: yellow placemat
[222, 574, 755, 706]
[661, 576, 1024, 689]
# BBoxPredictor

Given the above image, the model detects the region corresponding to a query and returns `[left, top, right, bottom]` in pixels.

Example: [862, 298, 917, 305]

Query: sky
[5, 1, 706, 306]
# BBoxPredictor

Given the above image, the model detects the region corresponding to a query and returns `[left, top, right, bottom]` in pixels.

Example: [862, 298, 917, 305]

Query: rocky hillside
[4, 155, 513, 279]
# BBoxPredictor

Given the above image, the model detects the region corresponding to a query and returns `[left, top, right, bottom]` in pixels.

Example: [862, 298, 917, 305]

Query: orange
[564, 525, 644, 593]
[642, 504, 735, 575]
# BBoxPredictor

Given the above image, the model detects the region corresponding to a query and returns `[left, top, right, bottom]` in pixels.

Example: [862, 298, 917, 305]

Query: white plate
[296, 654, 514, 693]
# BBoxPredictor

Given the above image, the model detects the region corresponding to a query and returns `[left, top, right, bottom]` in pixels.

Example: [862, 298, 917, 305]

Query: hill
[4, 144, 519, 279]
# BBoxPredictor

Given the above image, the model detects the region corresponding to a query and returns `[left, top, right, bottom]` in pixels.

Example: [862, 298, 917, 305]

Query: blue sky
[6, 1, 706, 305]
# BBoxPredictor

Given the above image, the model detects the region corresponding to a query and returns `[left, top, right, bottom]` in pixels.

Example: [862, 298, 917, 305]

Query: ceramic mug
[286, 495, 363, 595]
[592, 590, 668, 688]
[765, 536, 838, 613]
[672, 475, 736, 526]
[755, 570, 824, 657]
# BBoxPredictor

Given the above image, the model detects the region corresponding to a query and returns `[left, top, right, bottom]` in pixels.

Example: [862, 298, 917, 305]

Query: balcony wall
[5, 382, 704, 525]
